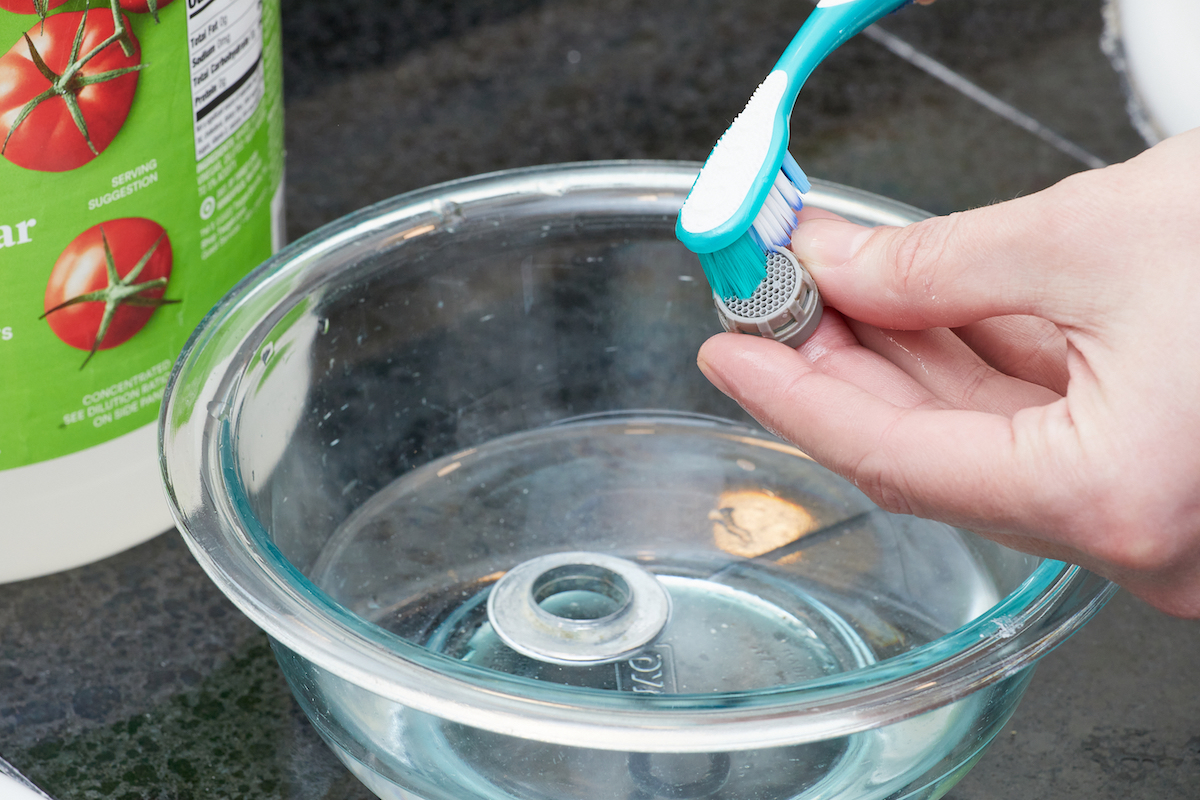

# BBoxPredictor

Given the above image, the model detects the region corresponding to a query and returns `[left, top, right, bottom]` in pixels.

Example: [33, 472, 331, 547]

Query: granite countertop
[3, 1, 1199, 798]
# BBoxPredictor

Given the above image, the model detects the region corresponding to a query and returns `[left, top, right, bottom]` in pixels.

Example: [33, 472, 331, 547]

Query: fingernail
[696, 353, 731, 397]
[791, 219, 874, 270]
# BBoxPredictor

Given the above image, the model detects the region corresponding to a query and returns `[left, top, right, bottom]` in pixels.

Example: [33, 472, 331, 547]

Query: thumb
[791, 183, 1108, 331]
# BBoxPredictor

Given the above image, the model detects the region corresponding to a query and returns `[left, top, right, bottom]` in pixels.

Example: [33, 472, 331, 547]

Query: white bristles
[751, 178, 801, 247]
[773, 171, 802, 206]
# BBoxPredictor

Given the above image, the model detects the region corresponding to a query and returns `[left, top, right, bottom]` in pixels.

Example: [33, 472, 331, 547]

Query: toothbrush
[677, 0, 912, 300]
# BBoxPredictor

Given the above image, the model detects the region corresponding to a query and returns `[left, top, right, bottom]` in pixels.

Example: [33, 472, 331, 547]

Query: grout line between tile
[861, 23, 1108, 170]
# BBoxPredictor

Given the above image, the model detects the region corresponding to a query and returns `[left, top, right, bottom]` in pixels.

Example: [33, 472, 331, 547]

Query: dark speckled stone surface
[1, 535, 369, 800]
[2, 0, 1198, 798]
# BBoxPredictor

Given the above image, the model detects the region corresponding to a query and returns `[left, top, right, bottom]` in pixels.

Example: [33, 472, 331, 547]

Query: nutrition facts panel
[186, 0, 264, 160]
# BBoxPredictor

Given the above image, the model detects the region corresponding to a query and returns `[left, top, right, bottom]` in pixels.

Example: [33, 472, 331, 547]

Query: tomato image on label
[0, 0, 175, 16]
[41, 218, 177, 367]
[0, 3, 141, 172]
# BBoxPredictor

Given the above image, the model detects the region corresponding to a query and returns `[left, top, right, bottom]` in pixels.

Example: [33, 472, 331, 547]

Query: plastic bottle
[1108, 0, 1200, 142]
[0, 0, 284, 582]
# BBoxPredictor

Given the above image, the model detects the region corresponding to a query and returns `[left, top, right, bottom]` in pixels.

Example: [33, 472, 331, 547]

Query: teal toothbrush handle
[775, 0, 912, 107]
[733, 0, 911, 231]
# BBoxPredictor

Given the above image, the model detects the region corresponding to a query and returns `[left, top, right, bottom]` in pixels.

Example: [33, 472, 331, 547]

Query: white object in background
[1104, 0, 1200, 143]
[0, 773, 51, 800]
[0, 755, 56, 800]
[0, 424, 173, 584]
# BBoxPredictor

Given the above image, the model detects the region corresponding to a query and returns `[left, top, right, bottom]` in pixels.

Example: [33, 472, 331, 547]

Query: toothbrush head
[678, 72, 792, 250]
[676, 72, 809, 300]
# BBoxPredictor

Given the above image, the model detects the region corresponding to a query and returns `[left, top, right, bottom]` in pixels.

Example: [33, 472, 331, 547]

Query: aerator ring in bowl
[486, 551, 673, 666]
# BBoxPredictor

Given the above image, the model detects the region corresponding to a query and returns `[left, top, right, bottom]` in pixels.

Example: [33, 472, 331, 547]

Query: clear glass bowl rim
[160, 160, 1117, 752]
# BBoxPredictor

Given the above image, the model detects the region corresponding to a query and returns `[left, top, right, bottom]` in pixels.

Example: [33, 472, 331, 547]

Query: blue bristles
[698, 234, 770, 301]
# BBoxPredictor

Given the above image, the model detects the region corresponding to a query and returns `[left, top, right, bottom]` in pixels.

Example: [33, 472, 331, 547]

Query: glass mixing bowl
[160, 162, 1115, 800]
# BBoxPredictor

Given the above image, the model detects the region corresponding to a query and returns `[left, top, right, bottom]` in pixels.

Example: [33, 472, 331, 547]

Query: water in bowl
[307, 412, 1017, 800]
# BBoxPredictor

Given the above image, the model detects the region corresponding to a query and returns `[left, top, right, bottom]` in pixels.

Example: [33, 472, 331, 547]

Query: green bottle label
[0, 0, 283, 470]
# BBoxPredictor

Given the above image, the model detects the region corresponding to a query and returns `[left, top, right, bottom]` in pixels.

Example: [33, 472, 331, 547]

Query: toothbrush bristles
[701, 156, 810, 300]
[698, 234, 768, 301]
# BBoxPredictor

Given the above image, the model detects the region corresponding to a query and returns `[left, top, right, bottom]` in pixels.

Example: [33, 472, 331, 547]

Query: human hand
[697, 128, 1200, 617]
